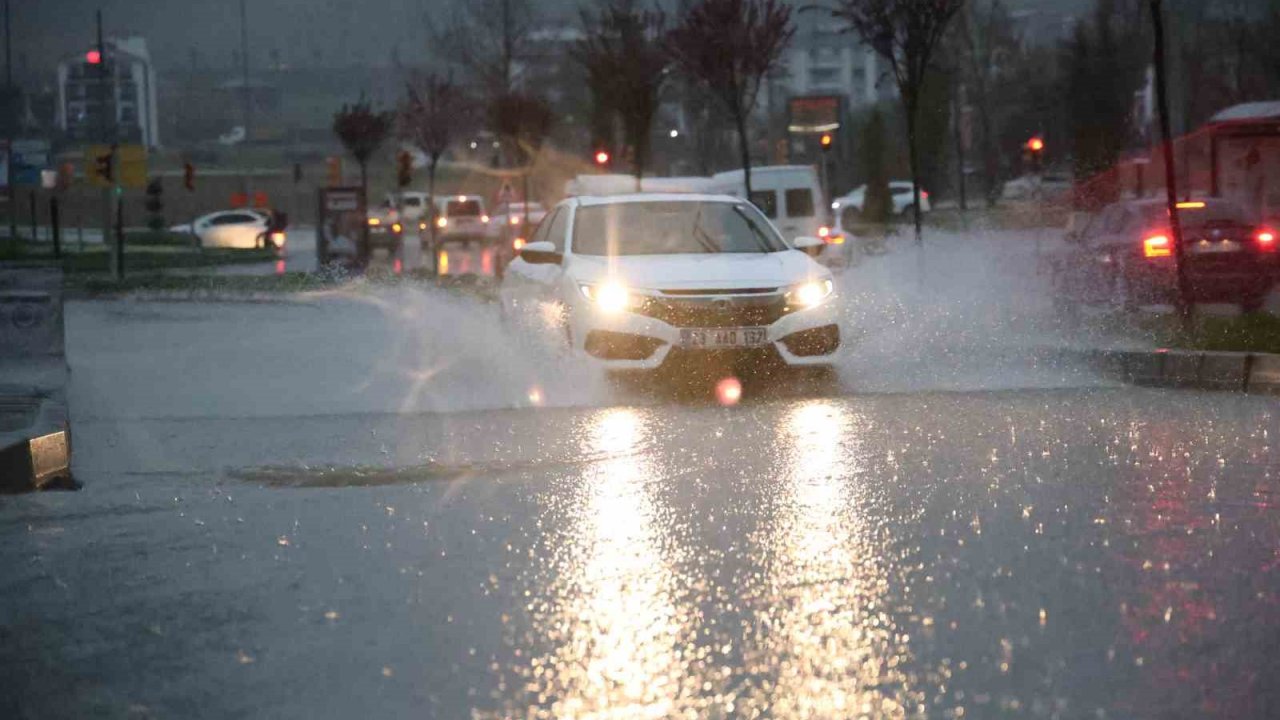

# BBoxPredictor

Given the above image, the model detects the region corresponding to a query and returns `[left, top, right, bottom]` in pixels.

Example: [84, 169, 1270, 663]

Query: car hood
[568, 251, 827, 291]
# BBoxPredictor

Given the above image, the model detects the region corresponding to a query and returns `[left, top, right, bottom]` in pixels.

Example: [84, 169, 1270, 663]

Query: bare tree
[955, 0, 1020, 206]
[333, 98, 392, 262]
[400, 72, 472, 269]
[829, 0, 966, 248]
[574, 0, 670, 187]
[488, 92, 554, 238]
[667, 0, 794, 197]
[427, 0, 535, 97]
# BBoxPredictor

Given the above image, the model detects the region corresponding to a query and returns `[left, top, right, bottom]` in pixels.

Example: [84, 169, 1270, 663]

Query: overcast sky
[10, 0, 1156, 81]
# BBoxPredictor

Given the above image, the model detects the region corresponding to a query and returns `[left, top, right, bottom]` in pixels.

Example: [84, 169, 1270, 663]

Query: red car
[1050, 198, 1278, 311]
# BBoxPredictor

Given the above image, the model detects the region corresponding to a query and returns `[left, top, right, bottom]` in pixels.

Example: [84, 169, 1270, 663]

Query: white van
[707, 166, 829, 242]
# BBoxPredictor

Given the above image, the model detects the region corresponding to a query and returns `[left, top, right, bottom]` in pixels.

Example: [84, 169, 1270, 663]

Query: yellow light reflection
[506, 408, 703, 718]
[739, 400, 924, 718]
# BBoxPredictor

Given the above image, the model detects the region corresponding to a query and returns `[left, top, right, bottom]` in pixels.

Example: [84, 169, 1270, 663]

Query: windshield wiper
[733, 206, 778, 253]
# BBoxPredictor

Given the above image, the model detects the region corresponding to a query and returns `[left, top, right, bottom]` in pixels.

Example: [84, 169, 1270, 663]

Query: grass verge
[1094, 311, 1280, 354]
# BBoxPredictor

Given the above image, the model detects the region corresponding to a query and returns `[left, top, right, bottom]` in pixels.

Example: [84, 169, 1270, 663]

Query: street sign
[324, 187, 362, 212]
[788, 96, 842, 134]
[85, 144, 147, 189]
[0, 139, 52, 188]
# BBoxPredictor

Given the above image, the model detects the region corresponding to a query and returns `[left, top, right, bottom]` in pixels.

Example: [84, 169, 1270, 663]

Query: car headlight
[788, 279, 834, 308]
[579, 282, 632, 313]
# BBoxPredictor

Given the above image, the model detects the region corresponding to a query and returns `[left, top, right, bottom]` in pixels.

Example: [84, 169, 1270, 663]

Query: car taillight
[513, 237, 526, 250]
[1258, 230, 1277, 251]
[1143, 234, 1172, 258]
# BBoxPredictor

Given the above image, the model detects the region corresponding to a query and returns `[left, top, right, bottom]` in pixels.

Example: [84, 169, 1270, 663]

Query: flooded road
[3, 233, 1279, 718]
[4, 387, 1279, 718]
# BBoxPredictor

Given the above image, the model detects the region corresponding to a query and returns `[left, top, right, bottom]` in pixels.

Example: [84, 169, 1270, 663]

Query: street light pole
[239, 0, 252, 196]
[5, 0, 15, 242]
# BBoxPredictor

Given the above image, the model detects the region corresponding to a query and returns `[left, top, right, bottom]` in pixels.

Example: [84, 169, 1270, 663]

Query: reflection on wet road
[3, 389, 1280, 719]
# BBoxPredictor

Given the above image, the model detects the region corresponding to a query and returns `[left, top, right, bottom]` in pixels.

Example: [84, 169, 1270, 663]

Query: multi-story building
[55, 36, 160, 148]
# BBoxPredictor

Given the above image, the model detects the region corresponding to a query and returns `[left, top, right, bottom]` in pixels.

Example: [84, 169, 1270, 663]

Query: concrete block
[1122, 350, 1165, 385]
[1162, 350, 1203, 386]
[0, 268, 65, 358]
[1198, 352, 1249, 391]
[1248, 353, 1280, 395]
[0, 430, 73, 493]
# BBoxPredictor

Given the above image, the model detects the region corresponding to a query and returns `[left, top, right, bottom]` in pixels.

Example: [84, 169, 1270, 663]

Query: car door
[781, 187, 817, 240]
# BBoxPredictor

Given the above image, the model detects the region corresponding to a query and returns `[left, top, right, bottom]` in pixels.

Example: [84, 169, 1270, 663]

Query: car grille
[635, 292, 793, 328]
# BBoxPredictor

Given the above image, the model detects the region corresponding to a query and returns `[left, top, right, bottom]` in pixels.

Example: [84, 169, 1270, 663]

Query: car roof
[573, 192, 743, 207]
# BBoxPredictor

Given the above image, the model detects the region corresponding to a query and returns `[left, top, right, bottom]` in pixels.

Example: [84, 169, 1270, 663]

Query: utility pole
[1150, 0, 1190, 324]
[5, 0, 15, 241]
[239, 0, 252, 195]
[96, 10, 121, 279]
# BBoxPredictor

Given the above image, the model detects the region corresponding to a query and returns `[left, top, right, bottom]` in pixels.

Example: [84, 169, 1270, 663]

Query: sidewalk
[0, 266, 73, 492]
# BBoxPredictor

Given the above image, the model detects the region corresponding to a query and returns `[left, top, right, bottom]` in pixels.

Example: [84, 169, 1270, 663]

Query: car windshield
[446, 200, 482, 217]
[572, 201, 788, 256]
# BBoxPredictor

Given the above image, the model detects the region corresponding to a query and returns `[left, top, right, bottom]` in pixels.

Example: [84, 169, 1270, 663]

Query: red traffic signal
[86, 49, 102, 65]
[594, 150, 610, 166]
[1026, 136, 1045, 153]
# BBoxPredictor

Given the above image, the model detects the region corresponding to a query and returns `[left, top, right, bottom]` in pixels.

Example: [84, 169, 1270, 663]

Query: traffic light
[396, 151, 413, 188]
[94, 148, 115, 184]
[326, 156, 342, 186]
[820, 133, 834, 152]
[85, 49, 102, 65]
[1025, 136, 1045, 172]
[594, 150, 610, 167]
[183, 161, 195, 192]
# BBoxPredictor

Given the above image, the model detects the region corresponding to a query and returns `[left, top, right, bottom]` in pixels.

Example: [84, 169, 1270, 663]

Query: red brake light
[1257, 230, 1276, 250]
[1143, 234, 1172, 258]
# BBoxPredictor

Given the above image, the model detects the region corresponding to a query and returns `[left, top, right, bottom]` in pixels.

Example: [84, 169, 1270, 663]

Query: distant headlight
[579, 281, 632, 313]
[788, 279, 834, 308]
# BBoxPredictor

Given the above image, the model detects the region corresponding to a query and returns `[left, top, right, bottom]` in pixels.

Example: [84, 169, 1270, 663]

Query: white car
[832, 181, 931, 217]
[499, 194, 842, 372]
[488, 201, 547, 239]
[433, 195, 490, 240]
[186, 209, 282, 250]
[385, 191, 430, 221]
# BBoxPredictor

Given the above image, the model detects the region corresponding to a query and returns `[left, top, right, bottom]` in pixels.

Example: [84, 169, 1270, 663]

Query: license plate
[1190, 239, 1241, 254]
[678, 327, 768, 349]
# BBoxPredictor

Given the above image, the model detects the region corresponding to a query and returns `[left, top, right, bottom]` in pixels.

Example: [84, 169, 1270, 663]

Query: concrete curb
[1, 266, 75, 493]
[1076, 348, 1280, 394]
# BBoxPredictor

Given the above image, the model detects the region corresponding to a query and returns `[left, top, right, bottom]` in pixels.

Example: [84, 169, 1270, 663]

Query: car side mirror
[793, 235, 824, 256]
[519, 240, 562, 265]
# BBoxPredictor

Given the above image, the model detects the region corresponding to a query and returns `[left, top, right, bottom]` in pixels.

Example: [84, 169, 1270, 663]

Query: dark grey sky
[13, 0, 1181, 82]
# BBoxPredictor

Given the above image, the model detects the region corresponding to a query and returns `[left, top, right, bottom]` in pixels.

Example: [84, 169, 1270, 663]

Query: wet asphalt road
[5, 391, 1280, 717]
[3, 269, 1280, 718]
